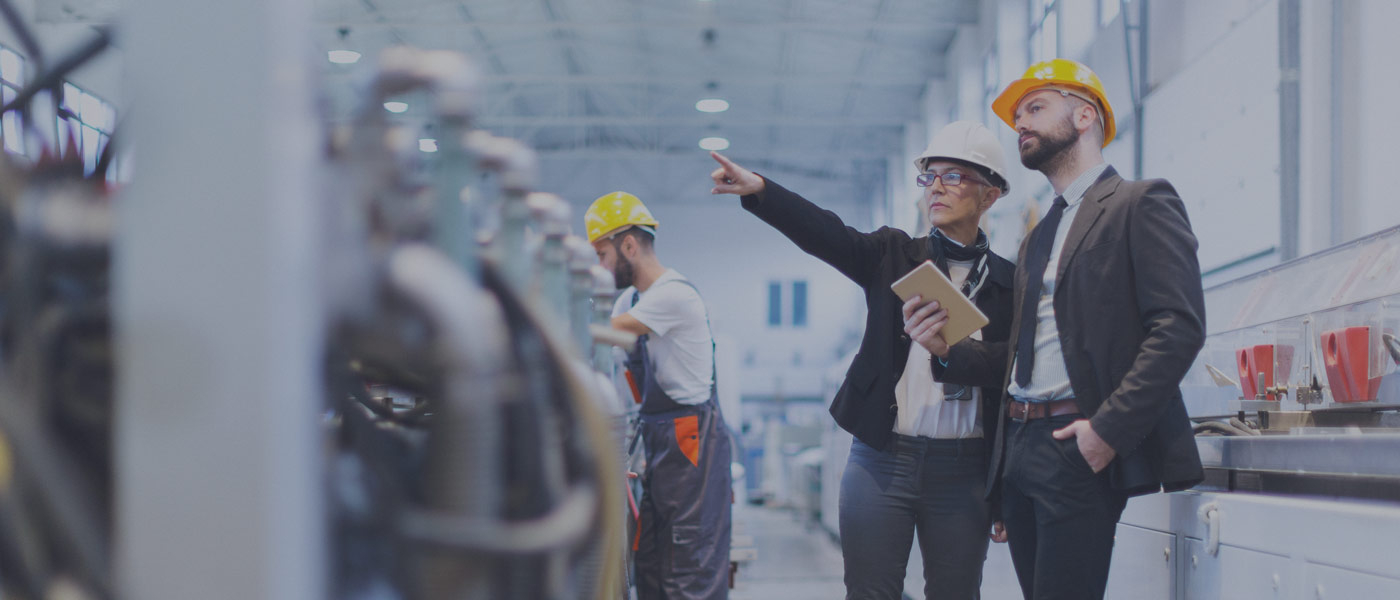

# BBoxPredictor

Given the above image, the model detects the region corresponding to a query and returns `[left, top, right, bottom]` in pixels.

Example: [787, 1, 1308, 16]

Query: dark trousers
[839, 436, 992, 600]
[1000, 415, 1127, 600]
[635, 403, 732, 600]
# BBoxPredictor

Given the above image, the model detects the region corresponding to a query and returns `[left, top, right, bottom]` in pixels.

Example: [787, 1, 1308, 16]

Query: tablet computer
[890, 259, 990, 347]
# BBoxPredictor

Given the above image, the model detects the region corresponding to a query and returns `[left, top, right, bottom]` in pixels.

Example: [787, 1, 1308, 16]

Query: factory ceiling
[47, 0, 981, 211]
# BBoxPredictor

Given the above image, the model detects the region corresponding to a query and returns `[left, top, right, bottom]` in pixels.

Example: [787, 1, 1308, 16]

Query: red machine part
[1236, 344, 1293, 401]
[1321, 327, 1380, 403]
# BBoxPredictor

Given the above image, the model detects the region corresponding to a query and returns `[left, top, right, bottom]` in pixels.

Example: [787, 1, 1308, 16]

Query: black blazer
[741, 178, 1015, 453]
[936, 166, 1206, 497]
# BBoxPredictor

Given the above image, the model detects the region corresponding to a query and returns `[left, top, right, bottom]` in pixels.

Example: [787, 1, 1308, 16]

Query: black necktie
[1013, 196, 1068, 388]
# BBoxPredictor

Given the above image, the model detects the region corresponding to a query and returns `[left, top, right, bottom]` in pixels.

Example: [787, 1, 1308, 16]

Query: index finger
[710, 150, 742, 172]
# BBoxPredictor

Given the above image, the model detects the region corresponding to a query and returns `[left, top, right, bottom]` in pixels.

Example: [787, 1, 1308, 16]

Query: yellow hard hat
[992, 58, 1116, 147]
[584, 191, 659, 243]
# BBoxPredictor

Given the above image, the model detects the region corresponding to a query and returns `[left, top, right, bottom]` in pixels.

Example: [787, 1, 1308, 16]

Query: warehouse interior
[0, 0, 1399, 598]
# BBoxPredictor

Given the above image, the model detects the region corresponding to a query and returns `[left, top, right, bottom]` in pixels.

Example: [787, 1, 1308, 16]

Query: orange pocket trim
[624, 370, 643, 404]
[674, 415, 701, 467]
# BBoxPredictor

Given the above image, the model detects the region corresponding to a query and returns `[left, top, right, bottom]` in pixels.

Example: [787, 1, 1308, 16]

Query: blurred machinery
[1105, 226, 1400, 598]
[317, 47, 631, 600]
[0, 8, 117, 599]
[0, 3, 635, 599]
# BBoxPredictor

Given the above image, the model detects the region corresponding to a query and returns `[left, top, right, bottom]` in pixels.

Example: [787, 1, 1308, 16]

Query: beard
[1019, 114, 1079, 172]
[612, 252, 636, 290]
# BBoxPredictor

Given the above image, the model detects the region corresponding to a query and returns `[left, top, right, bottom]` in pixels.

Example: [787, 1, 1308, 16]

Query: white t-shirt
[892, 259, 983, 439]
[611, 269, 715, 405]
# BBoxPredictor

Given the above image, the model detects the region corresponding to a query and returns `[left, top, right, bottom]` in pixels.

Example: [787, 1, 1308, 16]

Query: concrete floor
[730, 502, 846, 599]
[728, 502, 1024, 600]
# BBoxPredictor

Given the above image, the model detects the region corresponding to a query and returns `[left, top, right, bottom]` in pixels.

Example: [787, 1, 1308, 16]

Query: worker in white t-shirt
[585, 191, 731, 600]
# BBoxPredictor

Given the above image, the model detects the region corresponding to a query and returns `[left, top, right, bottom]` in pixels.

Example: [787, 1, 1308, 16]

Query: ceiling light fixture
[383, 101, 408, 113]
[329, 26, 359, 65]
[699, 136, 730, 151]
[419, 138, 439, 153]
[328, 50, 361, 64]
[695, 98, 729, 113]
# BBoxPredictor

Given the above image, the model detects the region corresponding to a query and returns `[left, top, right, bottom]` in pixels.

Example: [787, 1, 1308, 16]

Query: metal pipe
[431, 121, 481, 275]
[475, 136, 538, 292]
[1329, 1, 1345, 246]
[1279, 0, 1301, 261]
[1137, 0, 1148, 181]
[528, 192, 572, 324]
[416, 50, 485, 274]
[515, 196, 579, 596]
[1121, 0, 1148, 180]
[566, 235, 597, 357]
[589, 266, 632, 371]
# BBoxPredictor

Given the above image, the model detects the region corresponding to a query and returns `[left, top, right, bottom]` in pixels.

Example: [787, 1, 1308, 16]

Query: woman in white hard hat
[709, 120, 1016, 599]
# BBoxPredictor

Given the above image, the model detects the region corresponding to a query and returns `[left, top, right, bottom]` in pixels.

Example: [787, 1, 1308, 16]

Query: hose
[400, 485, 598, 554]
[376, 247, 621, 599]
[1193, 417, 1261, 437]
[385, 244, 511, 600]
[481, 261, 623, 600]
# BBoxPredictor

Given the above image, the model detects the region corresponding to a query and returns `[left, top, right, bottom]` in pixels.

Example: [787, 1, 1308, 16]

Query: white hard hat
[913, 120, 1010, 197]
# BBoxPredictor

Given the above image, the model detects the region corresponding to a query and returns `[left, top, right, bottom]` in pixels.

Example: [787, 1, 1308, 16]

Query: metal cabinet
[1106, 524, 1177, 599]
[1115, 490, 1400, 599]
[1304, 563, 1400, 600]
[1182, 539, 1292, 600]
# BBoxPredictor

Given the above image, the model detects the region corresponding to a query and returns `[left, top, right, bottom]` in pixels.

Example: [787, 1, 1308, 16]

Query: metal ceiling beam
[529, 147, 890, 158]
[478, 74, 937, 85]
[312, 20, 970, 32]
[323, 72, 944, 85]
[481, 116, 908, 127]
[835, 0, 892, 158]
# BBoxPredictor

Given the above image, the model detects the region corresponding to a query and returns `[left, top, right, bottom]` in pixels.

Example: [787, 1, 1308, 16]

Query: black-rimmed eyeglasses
[916, 172, 986, 188]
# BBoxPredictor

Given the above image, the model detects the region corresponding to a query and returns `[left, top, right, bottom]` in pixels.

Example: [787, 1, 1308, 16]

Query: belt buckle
[1009, 400, 1030, 423]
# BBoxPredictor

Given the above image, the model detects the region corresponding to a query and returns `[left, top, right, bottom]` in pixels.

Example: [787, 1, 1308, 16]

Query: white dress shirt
[1007, 162, 1110, 402]
[894, 259, 982, 438]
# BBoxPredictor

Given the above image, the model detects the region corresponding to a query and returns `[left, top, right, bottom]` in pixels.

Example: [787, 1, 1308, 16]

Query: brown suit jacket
[936, 166, 1206, 497]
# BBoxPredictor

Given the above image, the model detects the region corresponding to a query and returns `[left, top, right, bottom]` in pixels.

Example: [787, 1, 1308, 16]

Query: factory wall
[642, 198, 868, 402]
[897, 0, 1400, 292]
[1336, 1, 1400, 244]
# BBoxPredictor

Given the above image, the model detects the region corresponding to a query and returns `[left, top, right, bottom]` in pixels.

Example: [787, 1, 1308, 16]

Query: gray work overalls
[626, 282, 732, 600]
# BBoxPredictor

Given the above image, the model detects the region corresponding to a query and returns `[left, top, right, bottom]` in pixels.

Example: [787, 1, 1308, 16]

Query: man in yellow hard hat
[584, 191, 731, 600]
[920, 58, 1206, 599]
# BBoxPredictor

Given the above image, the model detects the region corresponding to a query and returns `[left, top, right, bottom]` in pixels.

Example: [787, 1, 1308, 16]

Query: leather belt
[1007, 398, 1080, 422]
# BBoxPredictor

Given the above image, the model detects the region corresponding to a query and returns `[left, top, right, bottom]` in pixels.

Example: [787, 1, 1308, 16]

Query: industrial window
[0, 46, 24, 155]
[1029, 0, 1059, 64]
[1100, 0, 1120, 26]
[982, 49, 999, 126]
[1061, 0, 1096, 59]
[767, 281, 782, 327]
[791, 281, 808, 327]
[57, 82, 117, 178]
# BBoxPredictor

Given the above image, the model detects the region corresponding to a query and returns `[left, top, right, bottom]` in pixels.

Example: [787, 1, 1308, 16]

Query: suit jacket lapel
[1055, 167, 1121, 280]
